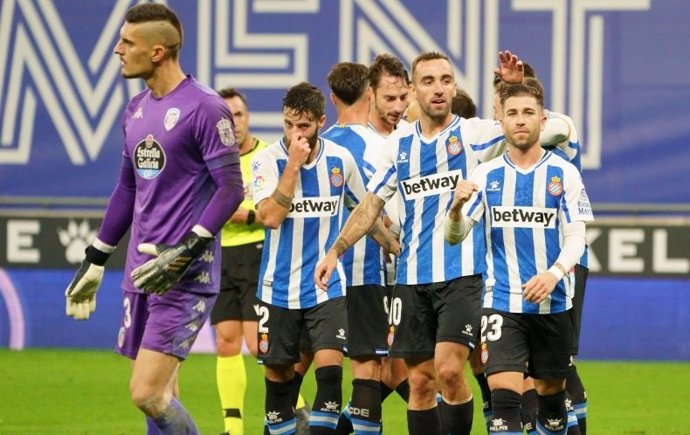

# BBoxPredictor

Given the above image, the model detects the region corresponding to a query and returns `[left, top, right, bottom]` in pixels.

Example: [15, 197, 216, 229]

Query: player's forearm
[550, 221, 586, 280]
[367, 217, 397, 253]
[198, 163, 244, 234]
[540, 111, 570, 146]
[331, 193, 385, 256]
[98, 158, 135, 246]
[259, 167, 300, 228]
[444, 212, 474, 245]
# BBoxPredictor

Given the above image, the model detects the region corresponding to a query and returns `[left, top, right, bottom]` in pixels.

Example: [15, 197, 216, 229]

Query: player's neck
[420, 112, 454, 138]
[239, 136, 255, 154]
[507, 144, 544, 169]
[337, 101, 369, 126]
[306, 138, 321, 164]
[146, 63, 186, 98]
[368, 116, 393, 136]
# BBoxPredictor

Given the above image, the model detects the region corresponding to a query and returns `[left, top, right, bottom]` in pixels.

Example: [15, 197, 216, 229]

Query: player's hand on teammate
[522, 272, 558, 304]
[494, 50, 524, 84]
[131, 231, 213, 295]
[383, 238, 401, 264]
[65, 245, 110, 320]
[314, 251, 339, 291]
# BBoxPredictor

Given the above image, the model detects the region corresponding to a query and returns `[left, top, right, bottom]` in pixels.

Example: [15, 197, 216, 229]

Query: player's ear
[318, 114, 326, 129]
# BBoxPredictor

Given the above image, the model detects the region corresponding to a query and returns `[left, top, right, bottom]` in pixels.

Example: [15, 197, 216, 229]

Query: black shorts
[257, 297, 347, 366]
[480, 308, 573, 380]
[388, 274, 483, 359]
[210, 243, 262, 324]
[570, 265, 589, 355]
[346, 285, 389, 358]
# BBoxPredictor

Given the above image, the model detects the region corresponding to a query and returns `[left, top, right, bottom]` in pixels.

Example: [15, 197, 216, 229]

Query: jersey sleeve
[560, 164, 594, 224]
[343, 148, 368, 204]
[250, 147, 278, 206]
[462, 117, 507, 162]
[193, 95, 240, 169]
[367, 134, 399, 203]
[462, 163, 488, 223]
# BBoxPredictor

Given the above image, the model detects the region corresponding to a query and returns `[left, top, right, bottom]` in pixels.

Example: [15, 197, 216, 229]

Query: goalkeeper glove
[65, 244, 111, 320]
[131, 231, 213, 295]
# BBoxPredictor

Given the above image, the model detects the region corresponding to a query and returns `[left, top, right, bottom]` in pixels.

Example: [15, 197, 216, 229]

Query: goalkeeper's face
[114, 21, 175, 80]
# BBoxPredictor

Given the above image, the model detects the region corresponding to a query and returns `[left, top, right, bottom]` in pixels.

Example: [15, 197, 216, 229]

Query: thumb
[137, 243, 159, 257]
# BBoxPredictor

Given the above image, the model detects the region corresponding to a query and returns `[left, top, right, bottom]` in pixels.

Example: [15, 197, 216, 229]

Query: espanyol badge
[330, 166, 344, 187]
[447, 135, 463, 156]
[164, 108, 180, 131]
[548, 176, 563, 196]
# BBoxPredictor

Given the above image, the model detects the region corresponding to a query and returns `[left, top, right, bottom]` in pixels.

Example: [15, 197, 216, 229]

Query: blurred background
[1, 0, 688, 361]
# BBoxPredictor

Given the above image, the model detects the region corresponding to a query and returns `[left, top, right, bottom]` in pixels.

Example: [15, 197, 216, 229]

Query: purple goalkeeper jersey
[120, 76, 239, 294]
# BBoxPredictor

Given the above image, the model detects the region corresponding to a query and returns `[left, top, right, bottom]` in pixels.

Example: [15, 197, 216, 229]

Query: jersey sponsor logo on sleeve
[287, 196, 340, 218]
[400, 169, 462, 200]
[491, 206, 557, 228]
[578, 187, 593, 217]
[216, 118, 235, 146]
[133, 134, 165, 179]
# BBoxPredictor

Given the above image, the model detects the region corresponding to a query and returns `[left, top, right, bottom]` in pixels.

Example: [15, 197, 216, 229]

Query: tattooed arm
[314, 192, 387, 289]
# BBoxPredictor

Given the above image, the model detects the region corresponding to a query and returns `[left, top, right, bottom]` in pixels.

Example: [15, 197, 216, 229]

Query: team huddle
[63, 4, 593, 435]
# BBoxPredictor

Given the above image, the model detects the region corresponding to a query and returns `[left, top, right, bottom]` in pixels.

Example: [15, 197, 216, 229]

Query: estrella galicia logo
[134, 134, 166, 179]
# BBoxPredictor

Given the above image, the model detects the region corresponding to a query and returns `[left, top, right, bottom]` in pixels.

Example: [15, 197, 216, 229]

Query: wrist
[547, 264, 565, 281]
[85, 245, 111, 266]
[246, 209, 256, 226]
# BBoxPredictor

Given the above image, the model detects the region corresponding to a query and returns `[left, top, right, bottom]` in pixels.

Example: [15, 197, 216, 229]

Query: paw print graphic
[58, 220, 97, 263]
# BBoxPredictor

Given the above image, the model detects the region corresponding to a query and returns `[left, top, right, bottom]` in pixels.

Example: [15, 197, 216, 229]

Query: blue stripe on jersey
[470, 134, 504, 152]
[443, 126, 468, 278]
[323, 156, 346, 299]
[396, 135, 414, 281]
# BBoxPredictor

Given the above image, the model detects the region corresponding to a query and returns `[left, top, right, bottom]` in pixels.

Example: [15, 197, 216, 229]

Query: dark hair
[452, 88, 476, 118]
[283, 82, 325, 119]
[327, 62, 370, 105]
[217, 87, 248, 107]
[411, 51, 451, 81]
[125, 4, 183, 57]
[368, 54, 409, 89]
[499, 82, 544, 109]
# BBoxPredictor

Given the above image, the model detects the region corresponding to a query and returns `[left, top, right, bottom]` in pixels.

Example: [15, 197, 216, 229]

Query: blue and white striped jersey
[464, 150, 594, 314]
[368, 115, 506, 285]
[251, 137, 367, 309]
[322, 123, 387, 287]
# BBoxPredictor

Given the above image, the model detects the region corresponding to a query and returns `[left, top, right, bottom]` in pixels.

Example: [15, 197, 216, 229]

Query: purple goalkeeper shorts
[115, 288, 216, 360]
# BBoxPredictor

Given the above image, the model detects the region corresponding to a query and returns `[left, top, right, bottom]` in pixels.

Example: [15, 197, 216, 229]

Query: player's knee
[214, 335, 243, 356]
[408, 369, 437, 401]
[130, 384, 167, 415]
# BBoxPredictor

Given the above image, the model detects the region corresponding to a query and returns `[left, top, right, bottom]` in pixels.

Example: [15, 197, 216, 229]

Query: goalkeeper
[63, 4, 243, 434]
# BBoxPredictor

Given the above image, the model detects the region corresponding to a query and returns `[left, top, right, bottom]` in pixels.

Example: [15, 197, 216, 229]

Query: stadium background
[0, 0, 689, 361]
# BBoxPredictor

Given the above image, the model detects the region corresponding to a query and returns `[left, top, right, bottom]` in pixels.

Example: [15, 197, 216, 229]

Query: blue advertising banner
[1, 0, 689, 206]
